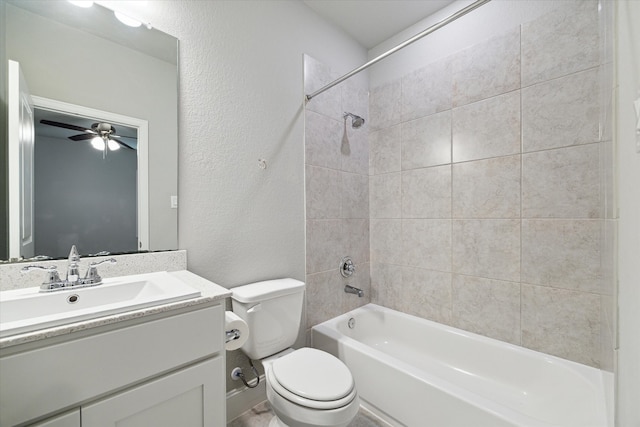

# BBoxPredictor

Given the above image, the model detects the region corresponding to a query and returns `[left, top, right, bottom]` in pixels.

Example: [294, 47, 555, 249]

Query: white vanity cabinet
[82, 357, 222, 427]
[1, 301, 226, 427]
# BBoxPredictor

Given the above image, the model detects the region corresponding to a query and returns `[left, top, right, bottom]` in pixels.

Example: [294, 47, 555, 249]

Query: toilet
[232, 278, 359, 427]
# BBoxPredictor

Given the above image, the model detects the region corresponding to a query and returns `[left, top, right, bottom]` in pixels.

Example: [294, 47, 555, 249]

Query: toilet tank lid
[232, 278, 305, 303]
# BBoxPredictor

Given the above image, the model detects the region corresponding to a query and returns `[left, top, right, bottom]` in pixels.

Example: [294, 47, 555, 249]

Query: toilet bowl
[263, 348, 360, 427]
[231, 279, 360, 427]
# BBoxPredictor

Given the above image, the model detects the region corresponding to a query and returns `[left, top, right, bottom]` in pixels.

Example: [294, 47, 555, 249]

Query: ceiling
[303, 0, 458, 49]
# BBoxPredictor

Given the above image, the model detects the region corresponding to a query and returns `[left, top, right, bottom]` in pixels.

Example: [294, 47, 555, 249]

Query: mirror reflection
[33, 107, 138, 259]
[1, 0, 179, 261]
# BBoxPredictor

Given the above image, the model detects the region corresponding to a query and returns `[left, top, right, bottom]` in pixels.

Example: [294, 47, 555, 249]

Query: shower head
[344, 112, 365, 129]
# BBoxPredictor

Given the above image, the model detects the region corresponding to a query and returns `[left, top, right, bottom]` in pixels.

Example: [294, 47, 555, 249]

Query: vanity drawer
[0, 303, 223, 426]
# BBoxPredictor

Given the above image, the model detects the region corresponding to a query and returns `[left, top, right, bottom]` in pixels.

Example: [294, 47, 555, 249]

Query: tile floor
[227, 401, 393, 427]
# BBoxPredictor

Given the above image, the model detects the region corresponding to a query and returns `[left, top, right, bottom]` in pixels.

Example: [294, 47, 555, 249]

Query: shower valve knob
[340, 256, 355, 278]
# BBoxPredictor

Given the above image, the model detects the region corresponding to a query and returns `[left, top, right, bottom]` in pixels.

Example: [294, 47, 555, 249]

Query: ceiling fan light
[108, 140, 120, 151]
[68, 1, 94, 7]
[91, 137, 105, 151]
[114, 11, 142, 27]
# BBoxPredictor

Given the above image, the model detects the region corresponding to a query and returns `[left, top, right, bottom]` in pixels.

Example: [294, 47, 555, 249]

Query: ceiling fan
[39, 119, 137, 150]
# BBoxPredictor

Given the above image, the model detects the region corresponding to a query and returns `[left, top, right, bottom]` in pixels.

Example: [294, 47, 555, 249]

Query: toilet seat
[267, 348, 356, 410]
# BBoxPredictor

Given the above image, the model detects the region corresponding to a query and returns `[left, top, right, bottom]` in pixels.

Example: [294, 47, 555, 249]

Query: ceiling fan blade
[110, 134, 138, 140]
[69, 134, 95, 141]
[40, 119, 92, 133]
[113, 139, 136, 150]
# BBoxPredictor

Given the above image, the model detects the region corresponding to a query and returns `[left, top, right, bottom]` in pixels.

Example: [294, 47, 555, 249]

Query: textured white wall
[98, 1, 367, 287]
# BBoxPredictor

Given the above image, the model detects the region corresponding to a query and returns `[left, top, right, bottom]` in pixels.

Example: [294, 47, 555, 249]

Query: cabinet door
[28, 409, 80, 427]
[82, 357, 224, 427]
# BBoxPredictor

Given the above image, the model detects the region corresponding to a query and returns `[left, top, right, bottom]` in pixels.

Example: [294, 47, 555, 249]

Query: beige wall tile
[521, 1, 599, 87]
[452, 219, 520, 282]
[401, 111, 451, 170]
[402, 219, 451, 271]
[521, 284, 601, 367]
[306, 270, 343, 327]
[306, 219, 342, 274]
[522, 68, 599, 152]
[600, 140, 615, 219]
[370, 79, 402, 131]
[522, 144, 601, 218]
[305, 110, 342, 169]
[600, 294, 614, 372]
[370, 219, 402, 265]
[369, 125, 401, 174]
[600, 219, 616, 296]
[370, 262, 402, 310]
[452, 275, 521, 344]
[402, 165, 451, 219]
[452, 155, 521, 219]
[343, 219, 369, 266]
[401, 57, 452, 122]
[370, 173, 402, 218]
[341, 172, 369, 219]
[452, 28, 520, 107]
[398, 267, 452, 324]
[306, 165, 340, 219]
[521, 219, 602, 293]
[452, 91, 521, 162]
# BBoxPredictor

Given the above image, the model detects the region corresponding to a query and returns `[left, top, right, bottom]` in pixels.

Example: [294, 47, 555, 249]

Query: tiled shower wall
[303, 1, 613, 369]
[304, 55, 371, 332]
[369, 1, 614, 369]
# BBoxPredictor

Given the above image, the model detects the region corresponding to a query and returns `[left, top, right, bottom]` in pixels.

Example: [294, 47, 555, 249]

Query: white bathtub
[311, 304, 612, 427]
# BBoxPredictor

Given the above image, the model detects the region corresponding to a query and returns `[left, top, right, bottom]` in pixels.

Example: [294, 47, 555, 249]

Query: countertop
[0, 270, 231, 349]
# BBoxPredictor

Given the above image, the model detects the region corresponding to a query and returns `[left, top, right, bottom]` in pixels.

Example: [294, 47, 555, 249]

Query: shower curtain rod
[305, 0, 492, 102]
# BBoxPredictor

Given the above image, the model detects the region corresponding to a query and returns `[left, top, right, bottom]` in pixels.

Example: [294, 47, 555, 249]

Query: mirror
[1, 0, 179, 261]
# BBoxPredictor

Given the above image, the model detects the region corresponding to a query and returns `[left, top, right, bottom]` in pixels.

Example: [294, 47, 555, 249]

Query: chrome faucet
[66, 245, 81, 286]
[344, 284, 364, 297]
[22, 245, 117, 292]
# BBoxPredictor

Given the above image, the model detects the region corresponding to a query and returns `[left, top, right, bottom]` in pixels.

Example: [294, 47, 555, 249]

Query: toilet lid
[271, 348, 354, 402]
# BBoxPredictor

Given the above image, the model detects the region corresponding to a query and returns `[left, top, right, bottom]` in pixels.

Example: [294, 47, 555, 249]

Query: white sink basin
[0, 271, 201, 338]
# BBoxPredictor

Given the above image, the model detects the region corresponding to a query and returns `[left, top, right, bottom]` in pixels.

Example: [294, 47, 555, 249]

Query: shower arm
[305, 0, 492, 102]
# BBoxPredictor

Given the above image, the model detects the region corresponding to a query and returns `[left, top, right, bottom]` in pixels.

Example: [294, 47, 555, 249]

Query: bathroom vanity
[0, 270, 231, 427]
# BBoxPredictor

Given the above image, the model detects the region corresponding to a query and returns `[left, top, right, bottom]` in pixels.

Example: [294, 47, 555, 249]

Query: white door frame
[7, 60, 35, 259]
[30, 96, 150, 252]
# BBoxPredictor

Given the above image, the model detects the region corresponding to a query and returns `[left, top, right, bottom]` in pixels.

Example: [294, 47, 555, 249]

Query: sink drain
[67, 294, 79, 304]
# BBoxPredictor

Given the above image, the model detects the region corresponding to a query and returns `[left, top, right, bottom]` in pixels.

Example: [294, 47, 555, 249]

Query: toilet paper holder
[225, 328, 242, 343]
[224, 310, 249, 350]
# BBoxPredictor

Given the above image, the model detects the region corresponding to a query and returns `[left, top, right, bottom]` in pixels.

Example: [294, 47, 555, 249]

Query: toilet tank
[231, 278, 305, 360]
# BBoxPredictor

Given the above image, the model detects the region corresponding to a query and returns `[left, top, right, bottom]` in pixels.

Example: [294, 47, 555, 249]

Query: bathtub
[311, 304, 612, 427]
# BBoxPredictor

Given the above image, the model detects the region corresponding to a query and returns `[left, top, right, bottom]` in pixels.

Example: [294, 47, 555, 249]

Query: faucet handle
[89, 258, 117, 268]
[21, 265, 62, 290]
[85, 258, 117, 283]
[340, 256, 355, 278]
[21, 264, 58, 274]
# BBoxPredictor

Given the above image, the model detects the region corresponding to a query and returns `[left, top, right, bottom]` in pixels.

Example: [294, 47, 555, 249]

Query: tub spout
[345, 284, 364, 297]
